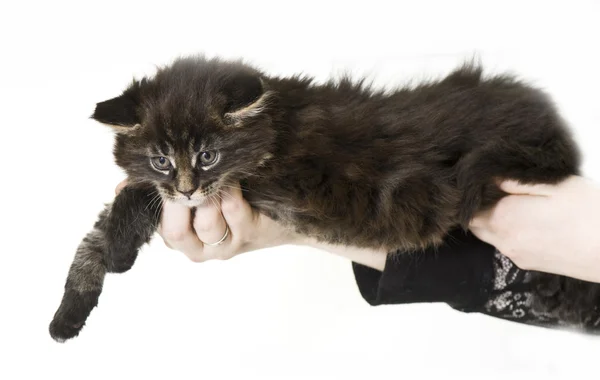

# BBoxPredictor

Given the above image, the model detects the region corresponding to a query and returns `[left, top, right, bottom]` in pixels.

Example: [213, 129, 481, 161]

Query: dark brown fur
[50, 56, 596, 341]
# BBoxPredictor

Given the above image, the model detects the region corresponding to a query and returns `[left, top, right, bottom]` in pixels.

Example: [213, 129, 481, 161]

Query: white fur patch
[101, 122, 142, 135]
[225, 90, 273, 127]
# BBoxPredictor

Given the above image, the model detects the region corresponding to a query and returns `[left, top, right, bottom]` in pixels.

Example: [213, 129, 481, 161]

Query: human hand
[115, 180, 301, 262]
[115, 179, 388, 270]
[469, 175, 600, 283]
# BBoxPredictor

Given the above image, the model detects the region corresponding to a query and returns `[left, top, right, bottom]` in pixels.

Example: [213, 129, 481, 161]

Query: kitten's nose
[177, 189, 195, 199]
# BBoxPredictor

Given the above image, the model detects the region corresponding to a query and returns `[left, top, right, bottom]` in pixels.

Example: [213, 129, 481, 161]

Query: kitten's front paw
[49, 288, 101, 342]
[102, 184, 160, 273]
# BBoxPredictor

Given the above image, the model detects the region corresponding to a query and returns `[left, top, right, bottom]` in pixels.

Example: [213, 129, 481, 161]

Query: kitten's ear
[223, 73, 270, 125]
[91, 81, 142, 134]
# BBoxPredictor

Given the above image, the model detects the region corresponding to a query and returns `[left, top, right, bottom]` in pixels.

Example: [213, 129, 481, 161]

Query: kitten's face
[92, 57, 276, 207]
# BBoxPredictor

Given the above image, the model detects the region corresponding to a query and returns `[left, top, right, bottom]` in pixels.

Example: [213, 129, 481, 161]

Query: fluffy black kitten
[50, 56, 595, 342]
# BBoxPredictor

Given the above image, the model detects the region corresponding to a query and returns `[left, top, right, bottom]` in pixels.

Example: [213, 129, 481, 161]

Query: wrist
[285, 230, 318, 248]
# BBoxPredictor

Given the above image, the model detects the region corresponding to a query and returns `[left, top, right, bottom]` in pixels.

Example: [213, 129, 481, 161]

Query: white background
[1, 1, 599, 379]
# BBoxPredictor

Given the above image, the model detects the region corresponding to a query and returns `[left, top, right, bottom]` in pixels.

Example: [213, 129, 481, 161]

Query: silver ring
[203, 225, 230, 246]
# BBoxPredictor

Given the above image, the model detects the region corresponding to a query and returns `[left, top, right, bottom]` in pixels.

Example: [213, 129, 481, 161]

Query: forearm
[300, 238, 387, 271]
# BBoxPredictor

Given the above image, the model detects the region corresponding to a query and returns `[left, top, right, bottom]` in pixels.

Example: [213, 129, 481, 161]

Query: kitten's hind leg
[455, 136, 580, 227]
[49, 184, 162, 342]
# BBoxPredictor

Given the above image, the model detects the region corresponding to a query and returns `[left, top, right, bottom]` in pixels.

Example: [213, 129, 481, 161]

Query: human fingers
[192, 198, 231, 259]
[497, 179, 555, 197]
[159, 200, 205, 262]
[220, 183, 299, 251]
[220, 184, 256, 246]
[468, 195, 524, 246]
[468, 208, 498, 245]
[115, 179, 128, 195]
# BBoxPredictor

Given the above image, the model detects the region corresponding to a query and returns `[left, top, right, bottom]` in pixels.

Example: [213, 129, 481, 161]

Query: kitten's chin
[174, 198, 207, 208]
[159, 194, 208, 208]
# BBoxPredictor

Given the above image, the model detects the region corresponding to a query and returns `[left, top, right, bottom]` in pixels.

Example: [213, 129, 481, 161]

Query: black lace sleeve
[352, 228, 600, 333]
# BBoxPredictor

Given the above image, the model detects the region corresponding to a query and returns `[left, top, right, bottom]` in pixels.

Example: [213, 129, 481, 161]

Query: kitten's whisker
[146, 192, 162, 213]
[147, 195, 160, 212]
[153, 201, 164, 228]
[209, 195, 219, 209]
[218, 184, 273, 199]
[144, 190, 161, 212]
[215, 189, 235, 202]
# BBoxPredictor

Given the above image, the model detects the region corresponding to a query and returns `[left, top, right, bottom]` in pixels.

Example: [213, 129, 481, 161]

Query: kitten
[50, 56, 593, 342]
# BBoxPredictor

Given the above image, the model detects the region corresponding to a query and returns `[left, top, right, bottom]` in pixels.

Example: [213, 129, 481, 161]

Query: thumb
[497, 179, 555, 197]
[115, 179, 129, 195]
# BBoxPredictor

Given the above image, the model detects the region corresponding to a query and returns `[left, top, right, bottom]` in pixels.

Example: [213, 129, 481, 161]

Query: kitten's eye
[151, 156, 172, 171]
[199, 151, 218, 166]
